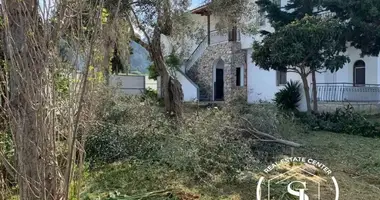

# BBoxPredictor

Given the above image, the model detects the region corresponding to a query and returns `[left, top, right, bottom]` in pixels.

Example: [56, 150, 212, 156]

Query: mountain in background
[129, 41, 151, 74]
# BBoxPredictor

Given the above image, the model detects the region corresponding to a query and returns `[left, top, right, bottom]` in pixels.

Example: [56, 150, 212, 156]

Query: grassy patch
[83, 130, 380, 199]
[283, 131, 380, 199]
[82, 99, 380, 199]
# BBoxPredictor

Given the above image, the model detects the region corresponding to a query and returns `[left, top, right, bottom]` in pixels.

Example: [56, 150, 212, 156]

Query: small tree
[252, 16, 349, 112]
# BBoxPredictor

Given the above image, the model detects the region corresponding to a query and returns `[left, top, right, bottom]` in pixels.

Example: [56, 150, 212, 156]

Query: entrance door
[214, 68, 224, 101]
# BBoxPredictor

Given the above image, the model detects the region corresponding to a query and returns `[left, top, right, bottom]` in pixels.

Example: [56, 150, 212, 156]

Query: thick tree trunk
[301, 74, 312, 112]
[150, 28, 183, 118]
[311, 70, 318, 112]
[4, 1, 61, 199]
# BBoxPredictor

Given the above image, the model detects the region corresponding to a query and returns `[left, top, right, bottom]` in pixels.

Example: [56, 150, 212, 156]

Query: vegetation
[252, 15, 349, 112]
[274, 80, 302, 111]
[148, 52, 181, 81]
[324, 0, 380, 56]
[2, 0, 380, 200]
[256, 0, 380, 111]
[298, 105, 380, 137]
[82, 96, 301, 199]
[79, 98, 380, 199]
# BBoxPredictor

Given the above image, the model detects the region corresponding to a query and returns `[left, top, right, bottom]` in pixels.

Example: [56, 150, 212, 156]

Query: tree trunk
[102, 36, 113, 84]
[4, 1, 61, 199]
[301, 74, 312, 112]
[150, 28, 183, 118]
[311, 70, 318, 112]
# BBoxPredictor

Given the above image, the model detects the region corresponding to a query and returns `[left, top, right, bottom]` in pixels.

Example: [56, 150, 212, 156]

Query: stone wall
[186, 42, 247, 102]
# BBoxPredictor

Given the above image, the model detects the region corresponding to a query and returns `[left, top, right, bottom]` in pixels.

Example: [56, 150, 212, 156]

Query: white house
[167, 0, 380, 111]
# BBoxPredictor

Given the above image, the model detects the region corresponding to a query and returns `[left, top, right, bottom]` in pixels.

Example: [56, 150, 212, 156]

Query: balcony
[312, 83, 380, 102]
[209, 29, 241, 46]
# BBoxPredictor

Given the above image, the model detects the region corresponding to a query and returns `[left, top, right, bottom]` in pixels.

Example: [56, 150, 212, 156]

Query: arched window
[354, 60, 365, 86]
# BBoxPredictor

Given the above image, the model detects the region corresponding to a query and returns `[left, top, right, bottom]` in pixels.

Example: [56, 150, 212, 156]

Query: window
[236, 66, 245, 86]
[276, 70, 287, 86]
[228, 27, 238, 42]
[354, 60, 365, 86]
[236, 67, 241, 86]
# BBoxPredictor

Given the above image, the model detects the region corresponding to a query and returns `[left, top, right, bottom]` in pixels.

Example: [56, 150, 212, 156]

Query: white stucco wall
[109, 75, 146, 95]
[247, 48, 307, 110]
[157, 71, 198, 102]
[247, 46, 380, 112]
[176, 71, 198, 101]
[313, 47, 380, 84]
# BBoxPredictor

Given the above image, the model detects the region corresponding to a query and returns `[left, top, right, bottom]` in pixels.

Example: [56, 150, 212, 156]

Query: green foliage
[165, 52, 181, 69]
[148, 52, 181, 80]
[85, 96, 301, 180]
[252, 15, 349, 74]
[0, 129, 14, 160]
[147, 64, 158, 80]
[323, 0, 380, 56]
[274, 80, 301, 111]
[298, 105, 380, 137]
[256, 0, 321, 29]
[85, 97, 255, 178]
[257, 0, 380, 57]
[54, 73, 70, 98]
[143, 88, 158, 100]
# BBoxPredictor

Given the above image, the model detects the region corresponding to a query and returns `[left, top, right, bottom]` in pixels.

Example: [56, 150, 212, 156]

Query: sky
[191, 0, 204, 9]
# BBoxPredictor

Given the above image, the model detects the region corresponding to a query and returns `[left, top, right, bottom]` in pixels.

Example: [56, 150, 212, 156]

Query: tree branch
[127, 9, 151, 50]
[231, 117, 302, 148]
[0, 151, 15, 179]
[287, 67, 301, 74]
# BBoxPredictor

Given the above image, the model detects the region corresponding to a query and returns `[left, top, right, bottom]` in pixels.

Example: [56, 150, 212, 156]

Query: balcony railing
[184, 36, 208, 72]
[210, 29, 241, 45]
[312, 83, 380, 102]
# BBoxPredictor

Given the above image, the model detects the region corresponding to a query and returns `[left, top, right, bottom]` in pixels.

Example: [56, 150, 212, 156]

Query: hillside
[130, 41, 151, 74]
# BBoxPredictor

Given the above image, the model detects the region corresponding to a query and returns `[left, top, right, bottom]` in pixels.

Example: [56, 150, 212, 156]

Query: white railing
[312, 83, 380, 102]
[210, 29, 241, 45]
[184, 29, 241, 71]
[210, 30, 229, 45]
[318, 11, 335, 19]
[184, 36, 208, 72]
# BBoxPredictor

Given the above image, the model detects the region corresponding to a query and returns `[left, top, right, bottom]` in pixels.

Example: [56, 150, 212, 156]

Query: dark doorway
[214, 68, 224, 101]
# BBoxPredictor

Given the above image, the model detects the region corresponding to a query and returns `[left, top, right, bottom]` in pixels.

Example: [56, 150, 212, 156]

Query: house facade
[167, 0, 380, 111]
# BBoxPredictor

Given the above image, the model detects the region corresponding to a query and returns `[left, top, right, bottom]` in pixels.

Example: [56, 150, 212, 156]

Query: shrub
[298, 105, 380, 137]
[142, 88, 158, 100]
[85, 96, 302, 182]
[147, 52, 181, 81]
[274, 80, 302, 111]
[147, 64, 158, 80]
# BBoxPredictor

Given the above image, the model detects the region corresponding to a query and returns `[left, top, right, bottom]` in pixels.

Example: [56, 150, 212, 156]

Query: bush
[86, 97, 254, 179]
[298, 105, 380, 137]
[274, 80, 302, 111]
[147, 64, 158, 80]
[85, 96, 302, 182]
[142, 88, 158, 100]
